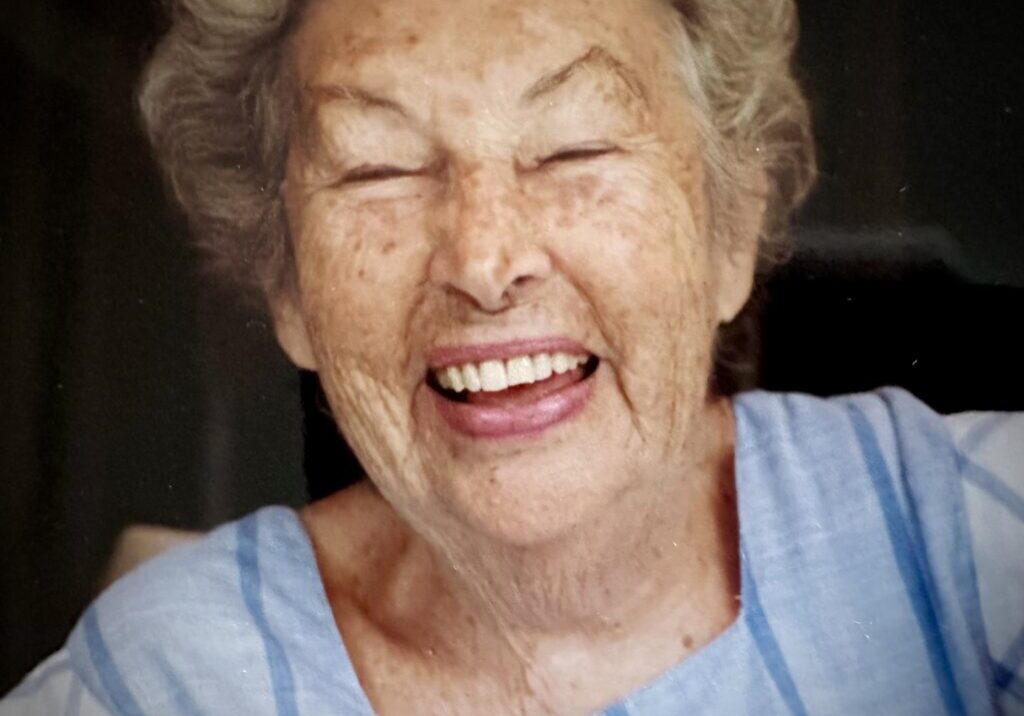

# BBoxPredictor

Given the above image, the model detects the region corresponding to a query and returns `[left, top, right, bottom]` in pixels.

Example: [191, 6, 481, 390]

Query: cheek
[299, 194, 423, 281]
[293, 193, 430, 361]
[530, 163, 718, 434]
[289, 195, 435, 494]
[531, 162, 713, 328]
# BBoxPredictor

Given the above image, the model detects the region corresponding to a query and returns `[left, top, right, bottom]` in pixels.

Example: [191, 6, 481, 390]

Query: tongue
[466, 367, 586, 407]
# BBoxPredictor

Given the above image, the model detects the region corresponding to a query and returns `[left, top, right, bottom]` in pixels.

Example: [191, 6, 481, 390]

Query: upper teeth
[435, 352, 590, 393]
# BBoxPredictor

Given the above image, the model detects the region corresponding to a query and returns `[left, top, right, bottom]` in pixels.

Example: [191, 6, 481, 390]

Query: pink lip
[426, 337, 591, 370]
[431, 367, 597, 439]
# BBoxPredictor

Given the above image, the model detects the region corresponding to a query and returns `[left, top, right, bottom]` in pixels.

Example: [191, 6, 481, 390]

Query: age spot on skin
[382, 241, 398, 256]
[682, 634, 695, 650]
[549, 174, 604, 225]
[449, 94, 473, 118]
[571, 174, 602, 205]
[596, 188, 620, 208]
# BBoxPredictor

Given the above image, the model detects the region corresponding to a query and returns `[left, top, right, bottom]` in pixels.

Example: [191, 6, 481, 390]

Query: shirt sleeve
[0, 650, 113, 716]
[945, 411, 1024, 714]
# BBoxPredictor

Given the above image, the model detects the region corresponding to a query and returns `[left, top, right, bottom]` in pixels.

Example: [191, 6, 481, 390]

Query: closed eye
[539, 144, 618, 167]
[341, 164, 417, 184]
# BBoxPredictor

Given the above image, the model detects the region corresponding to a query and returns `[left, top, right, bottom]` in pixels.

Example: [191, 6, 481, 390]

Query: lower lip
[431, 369, 596, 439]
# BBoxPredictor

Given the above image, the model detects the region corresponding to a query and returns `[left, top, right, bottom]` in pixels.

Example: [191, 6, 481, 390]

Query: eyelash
[339, 144, 617, 186]
[341, 165, 417, 184]
[539, 144, 618, 167]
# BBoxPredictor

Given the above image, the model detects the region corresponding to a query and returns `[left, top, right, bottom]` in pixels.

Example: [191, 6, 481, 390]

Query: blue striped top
[3, 388, 1023, 715]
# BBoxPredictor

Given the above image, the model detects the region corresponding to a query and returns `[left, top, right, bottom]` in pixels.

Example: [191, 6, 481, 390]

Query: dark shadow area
[760, 233, 1024, 412]
[0, 0, 305, 688]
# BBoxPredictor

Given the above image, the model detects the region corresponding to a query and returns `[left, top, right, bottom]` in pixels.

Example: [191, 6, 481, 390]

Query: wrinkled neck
[422, 398, 739, 664]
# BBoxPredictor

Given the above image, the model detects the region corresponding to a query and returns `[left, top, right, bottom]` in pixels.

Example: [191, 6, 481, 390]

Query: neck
[419, 398, 739, 665]
[303, 398, 740, 703]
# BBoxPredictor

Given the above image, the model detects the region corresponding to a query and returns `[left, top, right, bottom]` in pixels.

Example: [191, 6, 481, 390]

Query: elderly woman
[3, 0, 1023, 713]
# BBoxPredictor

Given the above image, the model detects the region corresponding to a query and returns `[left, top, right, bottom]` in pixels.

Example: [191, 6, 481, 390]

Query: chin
[434, 441, 637, 549]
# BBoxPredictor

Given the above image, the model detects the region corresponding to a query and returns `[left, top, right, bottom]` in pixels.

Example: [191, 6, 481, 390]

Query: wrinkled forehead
[288, 0, 679, 117]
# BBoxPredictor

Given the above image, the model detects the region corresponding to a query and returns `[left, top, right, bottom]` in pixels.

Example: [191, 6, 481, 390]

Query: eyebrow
[305, 84, 410, 118]
[305, 45, 648, 117]
[521, 45, 648, 106]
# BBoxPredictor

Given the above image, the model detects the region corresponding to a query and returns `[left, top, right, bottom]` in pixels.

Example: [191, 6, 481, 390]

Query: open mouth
[423, 342, 602, 438]
[427, 352, 601, 406]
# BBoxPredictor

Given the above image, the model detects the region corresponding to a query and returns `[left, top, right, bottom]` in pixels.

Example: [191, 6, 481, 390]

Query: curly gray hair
[139, 0, 816, 303]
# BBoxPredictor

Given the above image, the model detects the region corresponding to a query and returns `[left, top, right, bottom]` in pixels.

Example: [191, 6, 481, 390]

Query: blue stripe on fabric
[994, 663, 1019, 691]
[848, 405, 968, 716]
[82, 607, 144, 716]
[959, 414, 1010, 455]
[7, 657, 70, 700]
[1001, 670, 1024, 702]
[65, 679, 83, 716]
[994, 628, 1024, 690]
[237, 516, 299, 716]
[961, 460, 1024, 523]
[602, 703, 630, 716]
[888, 403, 983, 698]
[741, 552, 809, 716]
[933, 444, 997, 696]
[152, 653, 208, 716]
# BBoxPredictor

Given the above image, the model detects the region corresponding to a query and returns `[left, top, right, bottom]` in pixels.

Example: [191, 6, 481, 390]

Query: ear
[269, 287, 318, 371]
[714, 168, 768, 324]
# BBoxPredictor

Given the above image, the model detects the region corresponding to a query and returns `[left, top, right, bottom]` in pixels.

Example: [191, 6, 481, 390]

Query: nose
[428, 163, 551, 312]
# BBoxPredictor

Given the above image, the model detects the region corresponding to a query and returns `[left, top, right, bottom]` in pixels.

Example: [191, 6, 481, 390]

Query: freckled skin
[278, 0, 759, 713]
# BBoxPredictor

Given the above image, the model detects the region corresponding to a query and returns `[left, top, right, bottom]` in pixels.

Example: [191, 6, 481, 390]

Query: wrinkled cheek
[296, 198, 417, 290]
[553, 177, 710, 335]
[535, 170, 717, 444]
[300, 280, 415, 481]
[290, 204, 429, 491]
[295, 199, 427, 361]
[318, 356, 427, 496]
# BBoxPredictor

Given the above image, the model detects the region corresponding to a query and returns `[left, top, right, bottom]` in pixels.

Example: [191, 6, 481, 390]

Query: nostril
[503, 274, 536, 304]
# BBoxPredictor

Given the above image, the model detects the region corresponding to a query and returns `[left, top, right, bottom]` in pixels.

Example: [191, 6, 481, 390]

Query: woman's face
[280, 0, 758, 546]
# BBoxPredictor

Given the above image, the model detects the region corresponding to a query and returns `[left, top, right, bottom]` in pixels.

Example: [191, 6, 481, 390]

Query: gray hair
[139, 0, 816, 302]
[139, 0, 304, 299]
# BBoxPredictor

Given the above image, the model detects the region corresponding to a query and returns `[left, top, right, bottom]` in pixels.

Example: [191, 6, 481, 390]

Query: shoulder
[734, 386, 946, 449]
[74, 505, 310, 638]
[733, 386, 997, 545]
[1, 650, 112, 715]
[61, 506, 351, 714]
[734, 387, 966, 499]
[733, 388, 979, 631]
[735, 388, 1024, 712]
[732, 387, 964, 533]
[734, 387, 1023, 524]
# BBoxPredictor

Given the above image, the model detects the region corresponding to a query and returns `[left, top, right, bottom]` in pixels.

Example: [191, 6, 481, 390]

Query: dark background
[1, 0, 1022, 692]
